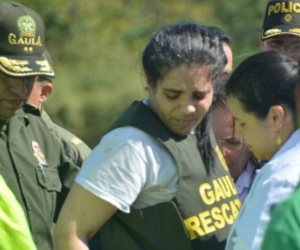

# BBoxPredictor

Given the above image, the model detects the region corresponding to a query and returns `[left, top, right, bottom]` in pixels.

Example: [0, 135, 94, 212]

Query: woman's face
[211, 106, 250, 181]
[227, 97, 277, 161]
[147, 65, 213, 136]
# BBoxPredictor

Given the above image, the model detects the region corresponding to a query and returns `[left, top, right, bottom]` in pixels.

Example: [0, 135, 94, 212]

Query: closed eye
[194, 93, 206, 100]
[165, 93, 180, 99]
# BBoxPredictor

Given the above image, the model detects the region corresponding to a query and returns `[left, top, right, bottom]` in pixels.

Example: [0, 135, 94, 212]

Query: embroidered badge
[289, 28, 300, 34]
[0, 57, 31, 72]
[17, 15, 36, 37]
[265, 28, 282, 36]
[285, 13, 292, 22]
[35, 59, 53, 72]
[32, 141, 48, 165]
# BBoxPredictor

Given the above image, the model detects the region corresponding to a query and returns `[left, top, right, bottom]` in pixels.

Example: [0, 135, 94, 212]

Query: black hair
[209, 26, 232, 47]
[212, 75, 229, 109]
[142, 22, 227, 174]
[226, 51, 299, 121]
[194, 110, 214, 173]
[142, 22, 227, 88]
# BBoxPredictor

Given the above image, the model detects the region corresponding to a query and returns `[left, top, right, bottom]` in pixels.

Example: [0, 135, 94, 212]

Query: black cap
[261, 0, 300, 40]
[0, 1, 54, 78]
[42, 50, 54, 82]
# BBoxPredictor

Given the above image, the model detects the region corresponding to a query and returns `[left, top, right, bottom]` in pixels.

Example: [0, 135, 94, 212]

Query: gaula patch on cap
[9, 14, 42, 52]
[32, 140, 48, 165]
[0, 1, 55, 77]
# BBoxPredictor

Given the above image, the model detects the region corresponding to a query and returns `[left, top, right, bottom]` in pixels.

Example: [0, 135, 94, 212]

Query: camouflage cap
[261, 0, 300, 40]
[0, 1, 54, 78]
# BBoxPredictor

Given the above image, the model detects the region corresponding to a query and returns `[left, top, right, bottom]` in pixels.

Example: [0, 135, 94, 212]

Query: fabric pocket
[36, 166, 62, 192]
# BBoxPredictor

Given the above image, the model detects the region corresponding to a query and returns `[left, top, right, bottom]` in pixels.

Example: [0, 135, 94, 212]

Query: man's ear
[40, 83, 53, 103]
[259, 33, 264, 50]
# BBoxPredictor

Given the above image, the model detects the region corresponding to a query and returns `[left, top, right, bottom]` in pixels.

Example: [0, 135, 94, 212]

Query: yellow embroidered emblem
[32, 141, 48, 165]
[17, 15, 36, 37]
[36, 60, 53, 72]
[285, 13, 293, 22]
[265, 28, 282, 36]
[215, 145, 229, 171]
[0, 57, 31, 72]
[289, 28, 300, 34]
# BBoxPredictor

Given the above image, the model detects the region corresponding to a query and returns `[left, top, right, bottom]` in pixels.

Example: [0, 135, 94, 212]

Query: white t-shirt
[225, 129, 300, 250]
[75, 126, 178, 213]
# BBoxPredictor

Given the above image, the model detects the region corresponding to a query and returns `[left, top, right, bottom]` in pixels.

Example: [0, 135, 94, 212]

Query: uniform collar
[23, 103, 41, 116]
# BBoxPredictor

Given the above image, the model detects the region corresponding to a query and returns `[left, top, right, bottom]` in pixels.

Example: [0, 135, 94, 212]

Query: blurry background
[22, 0, 266, 148]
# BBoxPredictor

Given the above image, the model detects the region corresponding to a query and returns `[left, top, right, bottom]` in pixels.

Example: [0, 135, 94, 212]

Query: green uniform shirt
[24, 104, 91, 167]
[0, 174, 36, 250]
[0, 110, 80, 250]
[261, 183, 300, 250]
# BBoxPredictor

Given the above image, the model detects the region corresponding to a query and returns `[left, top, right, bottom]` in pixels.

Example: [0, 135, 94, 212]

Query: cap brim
[261, 24, 300, 40]
[0, 54, 55, 78]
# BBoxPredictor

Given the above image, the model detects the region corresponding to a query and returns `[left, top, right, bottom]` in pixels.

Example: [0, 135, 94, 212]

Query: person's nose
[179, 98, 197, 114]
[282, 46, 299, 61]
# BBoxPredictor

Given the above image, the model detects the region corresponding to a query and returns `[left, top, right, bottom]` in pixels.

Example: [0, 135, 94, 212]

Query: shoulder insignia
[70, 137, 82, 146]
[32, 141, 48, 165]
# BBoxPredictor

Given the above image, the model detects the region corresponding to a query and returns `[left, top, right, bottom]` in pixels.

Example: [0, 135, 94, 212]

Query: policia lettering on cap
[0, 2, 80, 250]
[260, 0, 300, 62]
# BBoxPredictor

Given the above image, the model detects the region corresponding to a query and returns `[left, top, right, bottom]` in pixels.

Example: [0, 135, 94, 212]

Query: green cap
[0, 1, 54, 78]
[261, 0, 300, 40]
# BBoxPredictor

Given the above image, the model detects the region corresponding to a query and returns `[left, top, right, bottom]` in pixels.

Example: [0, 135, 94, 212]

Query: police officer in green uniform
[0, 2, 80, 250]
[23, 50, 91, 167]
[260, 0, 300, 62]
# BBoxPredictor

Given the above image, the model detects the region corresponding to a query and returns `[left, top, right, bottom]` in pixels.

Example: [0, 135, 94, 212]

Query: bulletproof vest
[99, 101, 241, 250]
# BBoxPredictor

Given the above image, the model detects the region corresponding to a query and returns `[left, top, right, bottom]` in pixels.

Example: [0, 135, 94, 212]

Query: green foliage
[19, 0, 268, 148]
